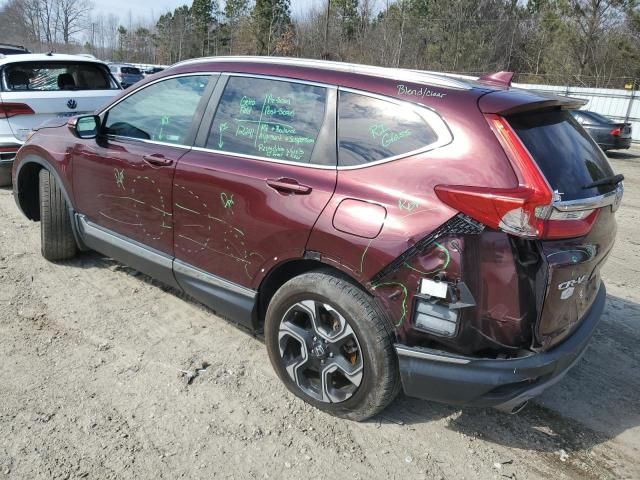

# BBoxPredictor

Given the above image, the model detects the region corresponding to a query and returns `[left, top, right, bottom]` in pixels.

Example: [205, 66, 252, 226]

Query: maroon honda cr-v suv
[12, 57, 622, 420]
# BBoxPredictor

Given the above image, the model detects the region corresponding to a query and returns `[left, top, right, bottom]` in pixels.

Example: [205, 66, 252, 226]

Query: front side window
[103, 75, 211, 145]
[207, 76, 328, 164]
[4, 62, 118, 91]
[338, 91, 439, 166]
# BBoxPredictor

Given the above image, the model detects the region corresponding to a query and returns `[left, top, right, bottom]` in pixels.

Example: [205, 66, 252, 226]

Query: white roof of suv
[0, 53, 109, 67]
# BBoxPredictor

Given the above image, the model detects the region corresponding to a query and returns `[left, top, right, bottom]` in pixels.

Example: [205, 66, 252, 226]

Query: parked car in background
[571, 110, 632, 151]
[0, 43, 30, 55]
[0, 53, 121, 186]
[108, 63, 144, 88]
[12, 58, 622, 420]
[143, 66, 165, 77]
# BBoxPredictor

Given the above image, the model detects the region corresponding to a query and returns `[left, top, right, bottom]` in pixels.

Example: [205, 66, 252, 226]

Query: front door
[73, 74, 215, 256]
[173, 75, 337, 289]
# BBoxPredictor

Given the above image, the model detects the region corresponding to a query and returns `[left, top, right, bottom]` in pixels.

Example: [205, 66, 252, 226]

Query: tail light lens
[610, 127, 621, 137]
[0, 102, 35, 118]
[434, 114, 598, 240]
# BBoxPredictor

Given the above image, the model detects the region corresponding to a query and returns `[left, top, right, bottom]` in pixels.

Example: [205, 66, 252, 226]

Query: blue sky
[94, 0, 331, 23]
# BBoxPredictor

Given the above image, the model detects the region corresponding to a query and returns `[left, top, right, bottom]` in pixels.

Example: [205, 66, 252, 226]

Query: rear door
[172, 74, 337, 291]
[1, 60, 120, 141]
[507, 109, 621, 348]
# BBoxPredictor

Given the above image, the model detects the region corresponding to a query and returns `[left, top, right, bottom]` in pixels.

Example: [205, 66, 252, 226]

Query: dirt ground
[1, 148, 639, 480]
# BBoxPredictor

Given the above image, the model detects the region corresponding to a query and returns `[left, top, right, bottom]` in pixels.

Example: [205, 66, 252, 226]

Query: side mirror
[69, 115, 100, 139]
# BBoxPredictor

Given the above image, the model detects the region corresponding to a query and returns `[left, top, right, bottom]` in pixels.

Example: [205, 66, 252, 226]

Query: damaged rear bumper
[395, 283, 606, 411]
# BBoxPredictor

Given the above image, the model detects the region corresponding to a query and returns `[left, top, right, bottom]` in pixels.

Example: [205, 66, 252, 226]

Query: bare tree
[58, 0, 92, 45]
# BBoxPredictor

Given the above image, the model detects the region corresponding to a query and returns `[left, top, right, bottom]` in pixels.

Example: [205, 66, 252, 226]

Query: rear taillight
[0, 102, 35, 118]
[434, 114, 598, 240]
[610, 127, 621, 137]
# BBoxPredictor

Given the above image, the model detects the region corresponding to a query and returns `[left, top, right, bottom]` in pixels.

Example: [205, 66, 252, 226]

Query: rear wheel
[39, 169, 77, 261]
[265, 271, 400, 421]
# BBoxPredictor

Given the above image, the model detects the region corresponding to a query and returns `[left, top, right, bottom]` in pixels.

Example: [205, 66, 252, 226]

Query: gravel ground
[0, 147, 639, 480]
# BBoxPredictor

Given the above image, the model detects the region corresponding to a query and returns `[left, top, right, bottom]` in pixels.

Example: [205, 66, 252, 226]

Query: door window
[207, 76, 328, 164]
[103, 75, 211, 145]
[338, 91, 440, 166]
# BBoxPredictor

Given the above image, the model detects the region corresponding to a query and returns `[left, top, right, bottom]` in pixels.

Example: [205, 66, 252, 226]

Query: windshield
[509, 109, 616, 200]
[3, 62, 118, 91]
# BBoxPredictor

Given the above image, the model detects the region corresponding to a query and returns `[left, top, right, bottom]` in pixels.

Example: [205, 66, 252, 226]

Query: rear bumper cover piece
[395, 283, 606, 410]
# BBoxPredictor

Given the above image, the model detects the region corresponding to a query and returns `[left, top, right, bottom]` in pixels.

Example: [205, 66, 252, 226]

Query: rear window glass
[207, 76, 328, 165]
[509, 110, 615, 200]
[4, 62, 117, 91]
[338, 91, 438, 166]
[121, 67, 141, 75]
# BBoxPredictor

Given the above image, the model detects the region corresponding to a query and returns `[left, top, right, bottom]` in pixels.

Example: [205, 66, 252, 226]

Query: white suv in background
[0, 53, 121, 186]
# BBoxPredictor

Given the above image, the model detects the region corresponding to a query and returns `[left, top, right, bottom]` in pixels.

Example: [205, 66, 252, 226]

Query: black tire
[0, 167, 11, 187]
[265, 271, 400, 421]
[39, 169, 77, 261]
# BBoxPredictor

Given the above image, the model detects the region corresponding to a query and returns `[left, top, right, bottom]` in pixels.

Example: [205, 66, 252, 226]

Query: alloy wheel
[278, 300, 363, 403]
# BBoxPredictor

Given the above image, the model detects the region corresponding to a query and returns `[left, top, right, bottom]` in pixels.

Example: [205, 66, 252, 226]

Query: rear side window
[509, 110, 615, 200]
[4, 62, 117, 91]
[338, 91, 438, 166]
[207, 76, 328, 164]
[104, 75, 210, 145]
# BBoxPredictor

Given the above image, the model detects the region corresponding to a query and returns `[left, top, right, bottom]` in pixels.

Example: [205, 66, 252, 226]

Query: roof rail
[173, 56, 472, 90]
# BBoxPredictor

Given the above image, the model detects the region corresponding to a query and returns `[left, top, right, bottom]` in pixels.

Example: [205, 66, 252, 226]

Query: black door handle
[143, 154, 173, 167]
[266, 178, 312, 195]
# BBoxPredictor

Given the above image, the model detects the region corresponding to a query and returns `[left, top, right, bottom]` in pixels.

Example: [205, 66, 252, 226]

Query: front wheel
[39, 169, 78, 261]
[265, 271, 400, 421]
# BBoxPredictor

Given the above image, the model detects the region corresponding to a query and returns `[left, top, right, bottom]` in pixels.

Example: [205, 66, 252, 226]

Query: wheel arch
[15, 155, 75, 221]
[254, 257, 394, 334]
[14, 155, 86, 250]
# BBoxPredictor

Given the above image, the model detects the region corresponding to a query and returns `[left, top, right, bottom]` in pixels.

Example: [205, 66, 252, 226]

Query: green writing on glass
[265, 93, 291, 105]
[229, 89, 321, 163]
[240, 96, 256, 115]
[370, 123, 412, 148]
[218, 122, 228, 149]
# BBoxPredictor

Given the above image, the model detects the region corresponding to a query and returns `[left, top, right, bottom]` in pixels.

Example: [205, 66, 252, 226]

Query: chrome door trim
[173, 259, 256, 300]
[76, 214, 173, 269]
[77, 214, 257, 300]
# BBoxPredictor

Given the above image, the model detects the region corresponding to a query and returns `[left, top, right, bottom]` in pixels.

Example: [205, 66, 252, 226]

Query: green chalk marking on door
[220, 192, 234, 210]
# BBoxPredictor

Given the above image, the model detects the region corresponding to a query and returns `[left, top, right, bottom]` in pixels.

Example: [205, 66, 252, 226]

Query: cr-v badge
[558, 275, 587, 300]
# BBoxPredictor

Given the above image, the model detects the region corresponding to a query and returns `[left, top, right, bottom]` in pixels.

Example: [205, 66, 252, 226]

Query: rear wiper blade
[583, 173, 624, 189]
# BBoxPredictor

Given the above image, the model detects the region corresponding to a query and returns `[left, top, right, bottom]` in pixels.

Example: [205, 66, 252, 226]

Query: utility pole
[323, 0, 331, 59]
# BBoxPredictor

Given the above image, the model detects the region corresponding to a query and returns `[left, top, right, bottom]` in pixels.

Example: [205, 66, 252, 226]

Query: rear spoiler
[478, 88, 588, 116]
